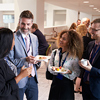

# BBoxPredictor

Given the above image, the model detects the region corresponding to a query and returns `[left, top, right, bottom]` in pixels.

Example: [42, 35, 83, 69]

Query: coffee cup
[81, 59, 88, 66]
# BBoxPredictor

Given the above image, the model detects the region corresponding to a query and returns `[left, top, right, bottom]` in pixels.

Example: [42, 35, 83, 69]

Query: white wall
[45, 3, 66, 27]
[0, 12, 3, 27]
[0, 3, 14, 11]
[80, 12, 92, 22]
[66, 9, 78, 28]
[2, 0, 14, 3]
[92, 15, 100, 21]
[44, 3, 93, 35]
[45, 3, 93, 29]
[45, 3, 79, 28]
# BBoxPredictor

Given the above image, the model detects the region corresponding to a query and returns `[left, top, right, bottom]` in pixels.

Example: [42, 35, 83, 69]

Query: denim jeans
[18, 77, 38, 100]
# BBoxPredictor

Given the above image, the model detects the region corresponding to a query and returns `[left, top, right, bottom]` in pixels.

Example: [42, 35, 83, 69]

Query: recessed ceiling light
[93, 8, 97, 9]
[83, 1, 89, 3]
[89, 5, 94, 7]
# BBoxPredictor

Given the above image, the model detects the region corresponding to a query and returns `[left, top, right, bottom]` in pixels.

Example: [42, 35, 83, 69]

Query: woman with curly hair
[48, 29, 83, 100]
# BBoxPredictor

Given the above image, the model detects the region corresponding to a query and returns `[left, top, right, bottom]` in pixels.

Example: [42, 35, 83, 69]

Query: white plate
[50, 66, 68, 74]
[35, 55, 51, 62]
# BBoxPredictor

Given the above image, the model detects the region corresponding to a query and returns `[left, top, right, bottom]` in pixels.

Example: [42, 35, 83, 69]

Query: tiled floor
[24, 61, 82, 100]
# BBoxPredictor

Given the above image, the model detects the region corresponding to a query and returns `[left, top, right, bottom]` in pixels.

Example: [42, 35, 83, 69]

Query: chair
[46, 44, 51, 56]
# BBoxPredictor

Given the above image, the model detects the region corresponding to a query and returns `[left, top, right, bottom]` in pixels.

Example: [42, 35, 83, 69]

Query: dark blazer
[0, 59, 19, 100]
[33, 29, 49, 55]
[83, 40, 100, 98]
[83, 36, 94, 52]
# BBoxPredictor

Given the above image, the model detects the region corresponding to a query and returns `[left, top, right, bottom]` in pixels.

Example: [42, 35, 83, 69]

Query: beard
[21, 28, 30, 34]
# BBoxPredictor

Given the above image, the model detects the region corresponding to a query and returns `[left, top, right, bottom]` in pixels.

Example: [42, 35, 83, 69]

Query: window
[3, 15, 14, 23]
[53, 10, 66, 26]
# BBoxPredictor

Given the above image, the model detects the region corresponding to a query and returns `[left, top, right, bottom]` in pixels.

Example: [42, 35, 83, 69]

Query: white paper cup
[81, 59, 88, 66]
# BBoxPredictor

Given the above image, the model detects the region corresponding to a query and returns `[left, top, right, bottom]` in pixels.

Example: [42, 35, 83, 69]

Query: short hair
[57, 30, 83, 59]
[31, 23, 38, 30]
[19, 10, 34, 21]
[76, 24, 87, 37]
[77, 19, 81, 22]
[82, 18, 88, 23]
[92, 18, 100, 24]
[0, 28, 13, 59]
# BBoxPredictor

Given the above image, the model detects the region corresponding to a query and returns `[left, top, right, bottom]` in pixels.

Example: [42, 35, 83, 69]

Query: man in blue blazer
[8, 10, 40, 100]
[79, 18, 100, 100]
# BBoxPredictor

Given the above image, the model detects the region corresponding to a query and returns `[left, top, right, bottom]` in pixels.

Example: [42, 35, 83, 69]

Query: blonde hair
[76, 24, 87, 37]
[57, 30, 83, 59]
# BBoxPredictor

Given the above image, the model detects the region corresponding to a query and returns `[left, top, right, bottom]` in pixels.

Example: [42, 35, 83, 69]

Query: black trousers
[48, 76, 74, 100]
[82, 81, 100, 100]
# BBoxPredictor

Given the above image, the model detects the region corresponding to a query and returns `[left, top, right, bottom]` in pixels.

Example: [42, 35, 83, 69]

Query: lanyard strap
[90, 45, 100, 63]
[59, 50, 69, 67]
[21, 34, 32, 53]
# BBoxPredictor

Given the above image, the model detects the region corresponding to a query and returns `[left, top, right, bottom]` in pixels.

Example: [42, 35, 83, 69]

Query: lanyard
[90, 45, 100, 63]
[56, 49, 69, 80]
[59, 50, 69, 67]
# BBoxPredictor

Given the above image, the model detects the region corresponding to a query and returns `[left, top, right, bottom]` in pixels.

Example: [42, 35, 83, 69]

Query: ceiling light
[89, 5, 94, 7]
[93, 8, 97, 9]
[83, 1, 89, 3]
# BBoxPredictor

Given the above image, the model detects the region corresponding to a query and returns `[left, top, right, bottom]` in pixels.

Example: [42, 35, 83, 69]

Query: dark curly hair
[57, 29, 83, 59]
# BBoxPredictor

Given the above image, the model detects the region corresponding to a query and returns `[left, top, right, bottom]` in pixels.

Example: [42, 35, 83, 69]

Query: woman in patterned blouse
[48, 29, 83, 100]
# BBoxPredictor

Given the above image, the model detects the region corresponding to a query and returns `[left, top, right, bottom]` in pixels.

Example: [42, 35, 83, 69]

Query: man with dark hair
[31, 23, 49, 55]
[79, 18, 100, 100]
[8, 10, 40, 100]
[76, 19, 81, 26]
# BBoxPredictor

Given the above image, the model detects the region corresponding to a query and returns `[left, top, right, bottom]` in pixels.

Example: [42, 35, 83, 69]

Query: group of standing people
[0, 10, 41, 100]
[0, 9, 100, 100]
[48, 18, 100, 100]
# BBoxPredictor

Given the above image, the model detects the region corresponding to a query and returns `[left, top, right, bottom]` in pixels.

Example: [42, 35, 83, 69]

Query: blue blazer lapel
[16, 31, 28, 56]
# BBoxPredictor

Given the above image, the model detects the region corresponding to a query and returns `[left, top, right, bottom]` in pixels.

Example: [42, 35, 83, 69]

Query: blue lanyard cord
[90, 45, 100, 63]
[21, 34, 32, 53]
[59, 51, 69, 67]
[56, 50, 69, 80]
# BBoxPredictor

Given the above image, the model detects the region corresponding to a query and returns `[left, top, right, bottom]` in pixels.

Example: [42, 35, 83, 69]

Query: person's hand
[62, 69, 72, 74]
[20, 65, 32, 78]
[26, 56, 39, 64]
[66, 69, 72, 74]
[78, 60, 92, 71]
[15, 65, 32, 83]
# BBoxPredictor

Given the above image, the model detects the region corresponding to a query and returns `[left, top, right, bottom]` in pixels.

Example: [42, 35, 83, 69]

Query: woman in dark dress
[0, 28, 32, 100]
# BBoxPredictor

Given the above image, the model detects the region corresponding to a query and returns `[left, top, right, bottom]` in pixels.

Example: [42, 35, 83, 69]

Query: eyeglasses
[90, 27, 100, 32]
